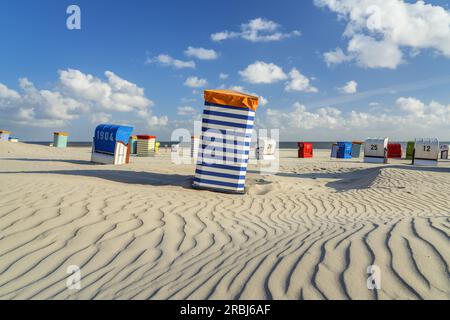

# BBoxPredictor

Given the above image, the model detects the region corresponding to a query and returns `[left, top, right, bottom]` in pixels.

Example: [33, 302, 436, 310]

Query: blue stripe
[203, 110, 254, 121]
[205, 102, 254, 113]
[201, 144, 249, 155]
[196, 163, 248, 172]
[200, 133, 251, 146]
[202, 140, 250, 147]
[193, 177, 245, 189]
[196, 169, 246, 180]
[202, 118, 254, 130]
[201, 127, 252, 138]
[199, 154, 249, 163]
[200, 135, 251, 145]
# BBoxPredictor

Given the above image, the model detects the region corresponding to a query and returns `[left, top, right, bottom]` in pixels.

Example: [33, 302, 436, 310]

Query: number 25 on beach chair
[364, 138, 388, 163]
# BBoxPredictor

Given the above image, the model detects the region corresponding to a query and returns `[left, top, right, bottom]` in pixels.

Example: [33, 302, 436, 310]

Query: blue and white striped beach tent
[193, 90, 259, 194]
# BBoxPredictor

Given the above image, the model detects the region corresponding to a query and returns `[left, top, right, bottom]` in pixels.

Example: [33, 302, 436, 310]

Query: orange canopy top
[0, 130, 11, 134]
[54, 132, 69, 136]
[204, 90, 259, 111]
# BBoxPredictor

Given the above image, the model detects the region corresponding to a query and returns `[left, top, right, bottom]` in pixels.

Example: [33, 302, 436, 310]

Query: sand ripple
[0, 146, 449, 299]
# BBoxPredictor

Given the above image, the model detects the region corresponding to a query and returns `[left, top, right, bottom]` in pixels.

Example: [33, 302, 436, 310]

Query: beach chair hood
[94, 124, 134, 154]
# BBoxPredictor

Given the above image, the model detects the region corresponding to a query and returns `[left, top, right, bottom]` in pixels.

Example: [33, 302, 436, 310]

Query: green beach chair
[405, 141, 414, 160]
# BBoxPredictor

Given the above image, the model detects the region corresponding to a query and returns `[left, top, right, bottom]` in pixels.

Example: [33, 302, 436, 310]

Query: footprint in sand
[247, 179, 274, 195]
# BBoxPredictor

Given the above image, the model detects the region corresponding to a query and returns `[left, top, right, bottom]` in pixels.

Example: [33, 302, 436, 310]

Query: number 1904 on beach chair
[91, 124, 134, 165]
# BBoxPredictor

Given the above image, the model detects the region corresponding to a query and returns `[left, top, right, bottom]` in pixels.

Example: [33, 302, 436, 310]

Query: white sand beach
[0, 142, 449, 300]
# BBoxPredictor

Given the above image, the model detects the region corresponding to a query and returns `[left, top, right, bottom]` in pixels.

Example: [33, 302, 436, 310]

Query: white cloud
[177, 106, 198, 116]
[396, 97, 425, 116]
[17, 108, 35, 121]
[266, 102, 342, 130]
[90, 112, 112, 124]
[323, 48, 352, 66]
[59, 69, 153, 112]
[147, 54, 195, 69]
[0, 83, 20, 100]
[211, 18, 301, 42]
[135, 108, 169, 127]
[184, 47, 218, 60]
[263, 97, 450, 139]
[258, 96, 269, 106]
[284, 68, 318, 93]
[12, 77, 85, 124]
[0, 69, 168, 129]
[316, 0, 450, 69]
[305, 76, 450, 110]
[219, 73, 229, 80]
[348, 35, 403, 69]
[338, 80, 358, 94]
[184, 76, 208, 88]
[239, 61, 287, 84]
[228, 85, 245, 92]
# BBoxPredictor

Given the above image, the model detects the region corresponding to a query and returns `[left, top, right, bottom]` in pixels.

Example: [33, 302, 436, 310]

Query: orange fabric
[0, 130, 11, 134]
[54, 132, 69, 136]
[204, 90, 259, 111]
[126, 143, 131, 164]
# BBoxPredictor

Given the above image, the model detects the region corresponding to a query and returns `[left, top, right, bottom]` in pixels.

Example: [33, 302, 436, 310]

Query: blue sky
[1, 0, 450, 141]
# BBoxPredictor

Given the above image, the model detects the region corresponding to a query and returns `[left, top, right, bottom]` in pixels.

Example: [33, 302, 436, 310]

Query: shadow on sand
[1, 162, 448, 192]
[1, 158, 93, 165]
[0, 169, 194, 189]
[308, 165, 447, 191]
[251, 164, 450, 191]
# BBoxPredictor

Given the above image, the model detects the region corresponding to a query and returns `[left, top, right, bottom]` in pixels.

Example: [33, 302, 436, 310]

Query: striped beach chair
[137, 135, 156, 157]
[91, 124, 134, 165]
[53, 132, 69, 148]
[129, 135, 138, 154]
[413, 138, 439, 166]
[256, 137, 276, 161]
[364, 138, 388, 163]
[193, 90, 259, 194]
[0, 130, 11, 142]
